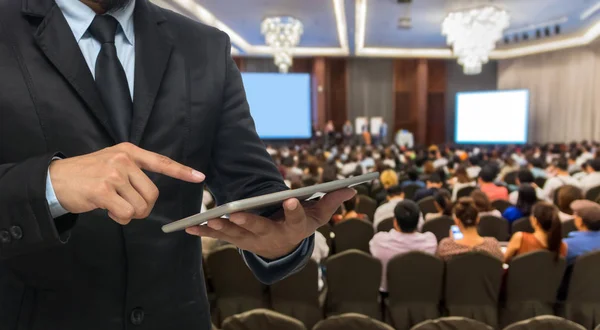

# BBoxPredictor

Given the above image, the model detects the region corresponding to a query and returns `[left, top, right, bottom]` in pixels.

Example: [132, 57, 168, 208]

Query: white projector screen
[241, 73, 312, 139]
[455, 90, 529, 144]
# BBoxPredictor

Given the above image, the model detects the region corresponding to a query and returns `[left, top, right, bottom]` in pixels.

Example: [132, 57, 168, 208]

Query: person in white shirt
[509, 169, 545, 204]
[543, 158, 581, 202]
[466, 156, 482, 180]
[311, 231, 330, 291]
[373, 185, 405, 230]
[580, 158, 600, 195]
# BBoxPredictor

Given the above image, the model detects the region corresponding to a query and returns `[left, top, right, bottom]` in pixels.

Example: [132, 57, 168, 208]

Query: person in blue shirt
[400, 167, 426, 189]
[502, 185, 539, 223]
[564, 200, 600, 264]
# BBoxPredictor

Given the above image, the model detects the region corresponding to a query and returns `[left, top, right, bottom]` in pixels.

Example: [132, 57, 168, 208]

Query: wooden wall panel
[312, 58, 326, 130]
[325, 58, 348, 129]
[393, 59, 417, 135]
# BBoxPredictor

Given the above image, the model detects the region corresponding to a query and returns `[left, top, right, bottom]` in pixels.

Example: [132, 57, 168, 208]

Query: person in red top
[478, 166, 509, 201]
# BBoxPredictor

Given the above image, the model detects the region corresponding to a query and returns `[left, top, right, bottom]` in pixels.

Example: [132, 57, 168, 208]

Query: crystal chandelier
[261, 16, 304, 73]
[442, 6, 510, 75]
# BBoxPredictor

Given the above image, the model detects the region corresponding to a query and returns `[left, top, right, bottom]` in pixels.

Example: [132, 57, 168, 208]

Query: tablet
[162, 172, 379, 233]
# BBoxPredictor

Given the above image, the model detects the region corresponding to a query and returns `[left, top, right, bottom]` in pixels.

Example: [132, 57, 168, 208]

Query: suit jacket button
[130, 308, 145, 325]
[0, 230, 11, 243]
[10, 226, 23, 240]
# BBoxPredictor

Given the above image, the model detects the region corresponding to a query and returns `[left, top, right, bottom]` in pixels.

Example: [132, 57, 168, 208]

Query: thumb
[314, 188, 357, 221]
[283, 198, 306, 226]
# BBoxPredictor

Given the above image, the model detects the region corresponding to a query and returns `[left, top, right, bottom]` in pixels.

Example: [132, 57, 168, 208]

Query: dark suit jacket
[0, 0, 300, 329]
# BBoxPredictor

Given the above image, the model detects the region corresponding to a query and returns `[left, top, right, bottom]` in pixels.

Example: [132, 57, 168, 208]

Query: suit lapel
[130, 0, 173, 145]
[28, 3, 118, 143]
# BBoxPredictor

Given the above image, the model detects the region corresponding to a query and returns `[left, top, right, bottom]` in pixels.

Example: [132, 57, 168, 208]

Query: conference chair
[444, 252, 503, 329]
[478, 215, 510, 241]
[492, 199, 513, 213]
[501, 251, 566, 327]
[505, 171, 519, 186]
[410, 317, 493, 330]
[562, 219, 578, 238]
[418, 196, 438, 216]
[206, 246, 268, 326]
[221, 309, 306, 330]
[403, 184, 422, 201]
[357, 195, 378, 222]
[376, 218, 395, 233]
[561, 251, 600, 330]
[317, 224, 334, 253]
[354, 184, 369, 197]
[585, 186, 600, 202]
[385, 252, 444, 330]
[422, 215, 454, 243]
[511, 217, 534, 234]
[456, 186, 476, 200]
[313, 313, 394, 330]
[270, 259, 323, 329]
[324, 250, 382, 320]
[503, 315, 586, 330]
[332, 219, 374, 254]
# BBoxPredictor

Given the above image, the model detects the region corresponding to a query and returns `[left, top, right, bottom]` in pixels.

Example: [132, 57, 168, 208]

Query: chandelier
[261, 16, 304, 73]
[442, 6, 510, 75]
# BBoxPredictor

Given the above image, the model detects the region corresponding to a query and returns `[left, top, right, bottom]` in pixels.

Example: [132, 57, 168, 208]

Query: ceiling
[151, 0, 600, 59]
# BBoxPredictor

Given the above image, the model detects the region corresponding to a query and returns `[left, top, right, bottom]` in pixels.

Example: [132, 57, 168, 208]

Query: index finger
[125, 145, 205, 183]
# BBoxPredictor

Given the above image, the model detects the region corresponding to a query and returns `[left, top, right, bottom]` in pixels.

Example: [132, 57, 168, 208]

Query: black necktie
[88, 15, 133, 142]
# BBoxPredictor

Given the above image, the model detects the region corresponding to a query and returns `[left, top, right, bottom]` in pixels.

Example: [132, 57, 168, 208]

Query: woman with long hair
[504, 202, 566, 263]
[502, 185, 539, 223]
[425, 190, 453, 222]
[450, 166, 476, 201]
[470, 190, 502, 218]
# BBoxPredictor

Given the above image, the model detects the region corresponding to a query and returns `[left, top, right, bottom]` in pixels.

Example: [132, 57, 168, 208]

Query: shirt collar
[55, 0, 136, 45]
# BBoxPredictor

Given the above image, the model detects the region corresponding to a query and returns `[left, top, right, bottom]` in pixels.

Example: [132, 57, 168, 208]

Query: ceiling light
[261, 16, 304, 73]
[442, 6, 510, 74]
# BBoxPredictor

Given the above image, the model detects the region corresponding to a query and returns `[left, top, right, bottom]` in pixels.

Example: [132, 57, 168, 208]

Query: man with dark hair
[580, 158, 600, 194]
[509, 169, 544, 204]
[564, 200, 600, 264]
[477, 166, 509, 201]
[400, 167, 425, 189]
[414, 173, 444, 202]
[467, 155, 482, 179]
[543, 157, 580, 201]
[369, 200, 437, 291]
[528, 158, 548, 179]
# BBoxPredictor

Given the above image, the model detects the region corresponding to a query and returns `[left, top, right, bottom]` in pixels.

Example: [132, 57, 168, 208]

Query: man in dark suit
[0, 0, 354, 329]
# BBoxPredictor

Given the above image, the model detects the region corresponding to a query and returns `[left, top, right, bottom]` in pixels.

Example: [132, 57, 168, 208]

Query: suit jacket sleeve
[0, 153, 77, 259]
[204, 34, 312, 283]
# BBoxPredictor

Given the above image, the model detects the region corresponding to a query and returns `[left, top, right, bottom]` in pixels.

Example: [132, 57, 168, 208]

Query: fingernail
[192, 170, 205, 181]
[231, 216, 246, 225]
[286, 199, 298, 211]
[207, 220, 222, 230]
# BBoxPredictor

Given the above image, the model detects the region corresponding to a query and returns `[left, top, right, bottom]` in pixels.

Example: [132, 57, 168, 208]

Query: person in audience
[426, 190, 453, 222]
[432, 149, 449, 169]
[503, 185, 539, 223]
[373, 185, 404, 229]
[528, 158, 548, 179]
[543, 157, 580, 202]
[497, 157, 520, 182]
[450, 166, 476, 201]
[414, 173, 443, 202]
[282, 156, 303, 182]
[436, 198, 503, 261]
[556, 185, 584, 222]
[509, 169, 545, 204]
[311, 230, 330, 291]
[370, 200, 437, 291]
[361, 150, 375, 172]
[471, 190, 503, 218]
[564, 200, 600, 264]
[504, 202, 566, 263]
[380, 169, 399, 190]
[341, 153, 360, 176]
[467, 156, 482, 179]
[332, 195, 368, 224]
[400, 168, 425, 189]
[580, 158, 600, 194]
[342, 120, 354, 143]
[303, 159, 323, 184]
[478, 166, 509, 201]
[567, 154, 581, 174]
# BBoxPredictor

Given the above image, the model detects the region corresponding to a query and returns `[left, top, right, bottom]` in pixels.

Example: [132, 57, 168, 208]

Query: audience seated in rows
[425, 191, 454, 222]
[556, 185, 583, 222]
[503, 185, 539, 223]
[436, 198, 503, 262]
[332, 195, 368, 224]
[400, 168, 425, 189]
[450, 166, 476, 201]
[504, 202, 566, 263]
[478, 166, 509, 201]
[373, 185, 404, 230]
[543, 158, 580, 202]
[311, 231, 329, 291]
[369, 200, 437, 291]
[580, 158, 600, 194]
[471, 190, 503, 218]
[414, 173, 443, 202]
[564, 200, 600, 264]
[509, 169, 545, 204]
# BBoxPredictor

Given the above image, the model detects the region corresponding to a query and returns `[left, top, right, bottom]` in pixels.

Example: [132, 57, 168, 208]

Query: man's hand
[49, 142, 205, 224]
[185, 188, 356, 260]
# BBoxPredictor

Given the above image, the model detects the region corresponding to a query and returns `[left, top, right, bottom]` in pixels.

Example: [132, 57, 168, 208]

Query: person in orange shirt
[477, 166, 509, 201]
[362, 125, 372, 146]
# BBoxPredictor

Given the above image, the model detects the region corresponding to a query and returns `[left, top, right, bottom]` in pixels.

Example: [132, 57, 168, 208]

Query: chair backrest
[566, 250, 600, 303]
[403, 184, 422, 201]
[503, 315, 586, 330]
[221, 309, 306, 330]
[457, 186, 476, 199]
[332, 219, 374, 254]
[585, 185, 600, 201]
[422, 215, 454, 243]
[313, 313, 394, 330]
[505, 251, 566, 304]
[207, 246, 265, 299]
[357, 195, 377, 221]
[387, 252, 444, 304]
[561, 219, 578, 238]
[505, 171, 519, 186]
[445, 252, 502, 306]
[492, 199, 512, 213]
[317, 224, 334, 252]
[478, 216, 510, 241]
[324, 250, 381, 313]
[512, 217, 534, 234]
[418, 196, 438, 216]
[354, 184, 369, 197]
[411, 317, 494, 330]
[376, 218, 395, 233]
